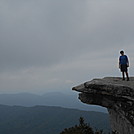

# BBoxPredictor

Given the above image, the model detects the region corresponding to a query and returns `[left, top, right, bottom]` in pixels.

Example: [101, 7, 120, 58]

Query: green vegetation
[0, 105, 111, 134]
[60, 117, 103, 134]
[60, 117, 117, 134]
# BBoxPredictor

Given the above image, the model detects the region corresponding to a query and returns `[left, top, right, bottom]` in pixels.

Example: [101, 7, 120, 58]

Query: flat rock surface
[72, 77, 134, 98]
[102, 77, 134, 89]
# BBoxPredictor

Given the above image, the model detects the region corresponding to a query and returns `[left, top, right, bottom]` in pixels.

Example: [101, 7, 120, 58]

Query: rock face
[72, 77, 134, 134]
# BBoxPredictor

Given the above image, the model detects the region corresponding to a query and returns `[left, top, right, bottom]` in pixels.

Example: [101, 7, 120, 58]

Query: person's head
[120, 50, 124, 55]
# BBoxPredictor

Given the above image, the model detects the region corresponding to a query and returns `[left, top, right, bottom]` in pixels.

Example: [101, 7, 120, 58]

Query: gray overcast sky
[0, 0, 134, 94]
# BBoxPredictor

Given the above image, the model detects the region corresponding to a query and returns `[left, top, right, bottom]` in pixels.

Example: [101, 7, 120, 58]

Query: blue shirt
[119, 55, 128, 65]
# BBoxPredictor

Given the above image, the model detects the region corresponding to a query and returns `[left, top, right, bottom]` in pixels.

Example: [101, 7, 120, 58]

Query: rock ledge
[72, 77, 134, 134]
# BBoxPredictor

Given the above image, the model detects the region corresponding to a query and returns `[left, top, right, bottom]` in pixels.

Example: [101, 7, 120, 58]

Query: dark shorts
[120, 64, 128, 72]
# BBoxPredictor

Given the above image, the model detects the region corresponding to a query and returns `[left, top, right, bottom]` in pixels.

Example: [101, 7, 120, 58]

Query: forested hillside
[0, 105, 110, 134]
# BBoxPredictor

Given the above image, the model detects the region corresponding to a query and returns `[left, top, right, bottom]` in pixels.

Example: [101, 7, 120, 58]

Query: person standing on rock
[119, 50, 129, 81]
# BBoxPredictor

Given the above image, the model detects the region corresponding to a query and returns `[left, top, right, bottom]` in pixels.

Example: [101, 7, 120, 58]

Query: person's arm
[127, 58, 129, 67]
[126, 56, 129, 67]
[119, 56, 121, 68]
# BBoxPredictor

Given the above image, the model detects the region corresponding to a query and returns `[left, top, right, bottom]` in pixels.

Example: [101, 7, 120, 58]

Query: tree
[60, 117, 104, 134]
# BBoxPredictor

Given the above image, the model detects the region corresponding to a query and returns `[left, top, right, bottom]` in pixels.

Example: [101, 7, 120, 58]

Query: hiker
[119, 50, 129, 81]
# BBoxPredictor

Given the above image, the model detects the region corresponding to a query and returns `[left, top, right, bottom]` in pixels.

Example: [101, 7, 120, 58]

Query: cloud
[0, 0, 134, 93]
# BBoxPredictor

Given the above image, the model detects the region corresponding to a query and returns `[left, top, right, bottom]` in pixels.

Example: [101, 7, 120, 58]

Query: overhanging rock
[72, 77, 134, 134]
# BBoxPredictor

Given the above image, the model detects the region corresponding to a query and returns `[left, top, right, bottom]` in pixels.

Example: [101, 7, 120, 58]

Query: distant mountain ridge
[0, 104, 111, 134]
[0, 92, 107, 113]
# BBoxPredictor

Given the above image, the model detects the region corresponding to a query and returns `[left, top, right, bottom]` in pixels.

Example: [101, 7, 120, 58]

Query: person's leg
[126, 72, 129, 81]
[122, 72, 125, 80]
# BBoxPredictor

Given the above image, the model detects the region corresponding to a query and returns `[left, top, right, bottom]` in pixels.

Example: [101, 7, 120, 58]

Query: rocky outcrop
[72, 77, 134, 134]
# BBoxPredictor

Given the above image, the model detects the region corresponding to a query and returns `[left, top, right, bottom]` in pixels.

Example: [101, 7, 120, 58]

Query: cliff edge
[72, 77, 134, 134]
